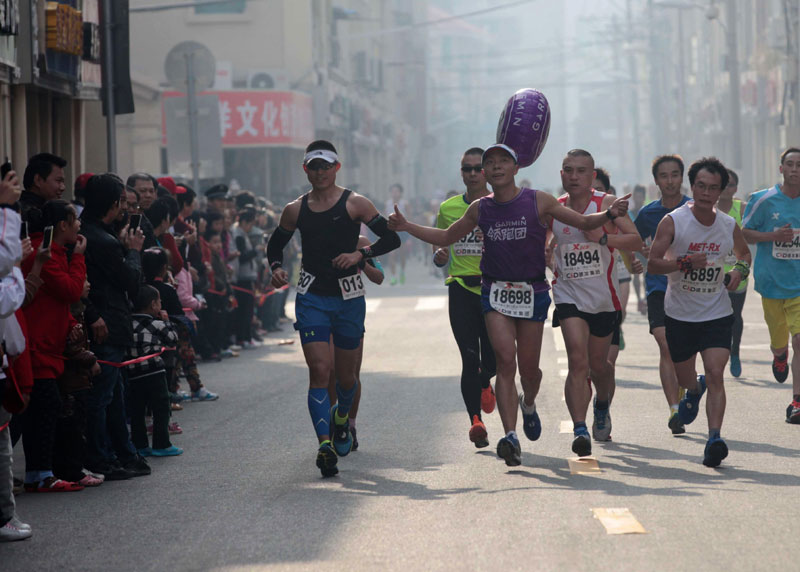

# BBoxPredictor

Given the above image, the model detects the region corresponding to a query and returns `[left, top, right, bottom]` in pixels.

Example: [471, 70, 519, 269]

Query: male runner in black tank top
[267, 140, 400, 477]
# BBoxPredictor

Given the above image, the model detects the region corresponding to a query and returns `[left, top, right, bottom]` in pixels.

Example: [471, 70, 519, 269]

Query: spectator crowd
[0, 153, 296, 541]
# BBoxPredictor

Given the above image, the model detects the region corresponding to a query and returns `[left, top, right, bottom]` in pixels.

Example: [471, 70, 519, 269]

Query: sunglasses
[461, 165, 483, 173]
[305, 161, 337, 172]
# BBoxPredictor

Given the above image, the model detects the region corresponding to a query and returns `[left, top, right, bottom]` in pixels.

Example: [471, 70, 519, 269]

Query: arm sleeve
[365, 215, 401, 257]
[266, 226, 295, 267]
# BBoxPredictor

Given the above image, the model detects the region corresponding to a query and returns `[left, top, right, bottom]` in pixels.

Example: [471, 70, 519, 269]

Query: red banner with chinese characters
[162, 90, 314, 148]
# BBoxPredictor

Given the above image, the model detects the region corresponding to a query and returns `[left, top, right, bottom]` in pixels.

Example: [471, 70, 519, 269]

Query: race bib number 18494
[489, 281, 533, 318]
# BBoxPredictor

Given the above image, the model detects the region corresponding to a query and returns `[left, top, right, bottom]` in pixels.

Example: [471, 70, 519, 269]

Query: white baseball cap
[303, 149, 339, 164]
[482, 143, 518, 164]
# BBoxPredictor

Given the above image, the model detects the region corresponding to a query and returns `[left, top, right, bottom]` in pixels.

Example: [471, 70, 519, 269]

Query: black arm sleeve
[365, 214, 401, 257]
[266, 226, 295, 267]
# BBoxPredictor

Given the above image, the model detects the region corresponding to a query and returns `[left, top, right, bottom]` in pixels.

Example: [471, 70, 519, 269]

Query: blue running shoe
[592, 399, 612, 442]
[518, 393, 542, 441]
[702, 436, 728, 467]
[330, 404, 353, 457]
[678, 375, 706, 425]
[572, 427, 592, 457]
[316, 441, 338, 477]
[496, 435, 522, 466]
[729, 355, 741, 378]
[137, 447, 153, 457]
[150, 446, 183, 457]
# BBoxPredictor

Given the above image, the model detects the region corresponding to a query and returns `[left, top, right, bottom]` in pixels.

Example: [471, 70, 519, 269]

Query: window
[195, 0, 246, 14]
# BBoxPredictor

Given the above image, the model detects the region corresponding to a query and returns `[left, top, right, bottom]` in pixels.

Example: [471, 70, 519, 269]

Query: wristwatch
[358, 246, 372, 260]
[599, 233, 608, 246]
[605, 209, 617, 221]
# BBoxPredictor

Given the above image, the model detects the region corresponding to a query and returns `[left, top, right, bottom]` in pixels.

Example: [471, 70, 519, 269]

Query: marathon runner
[433, 147, 497, 449]
[635, 155, 692, 435]
[648, 157, 750, 467]
[549, 152, 642, 457]
[267, 140, 400, 477]
[388, 143, 630, 466]
[742, 147, 800, 424]
[327, 235, 385, 451]
[717, 169, 748, 377]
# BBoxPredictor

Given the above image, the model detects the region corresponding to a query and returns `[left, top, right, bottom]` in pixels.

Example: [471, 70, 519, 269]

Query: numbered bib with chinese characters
[296, 268, 315, 295]
[560, 243, 602, 280]
[489, 281, 534, 318]
[772, 228, 800, 260]
[452, 227, 483, 257]
[679, 258, 724, 294]
[338, 273, 365, 300]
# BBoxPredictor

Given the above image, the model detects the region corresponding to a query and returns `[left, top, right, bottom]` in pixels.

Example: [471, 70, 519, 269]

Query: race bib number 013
[561, 243, 602, 280]
[453, 227, 482, 257]
[679, 260, 723, 294]
[772, 228, 800, 260]
[296, 268, 315, 295]
[489, 281, 533, 318]
[338, 274, 365, 300]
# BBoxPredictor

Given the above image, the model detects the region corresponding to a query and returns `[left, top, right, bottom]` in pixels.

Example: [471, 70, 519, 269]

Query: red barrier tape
[96, 347, 176, 368]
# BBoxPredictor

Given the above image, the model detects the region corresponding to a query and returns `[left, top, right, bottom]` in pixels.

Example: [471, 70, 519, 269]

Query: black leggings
[448, 282, 496, 421]
[128, 373, 172, 451]
[728, 289, 747, 356]
[11, 379, 61, 474]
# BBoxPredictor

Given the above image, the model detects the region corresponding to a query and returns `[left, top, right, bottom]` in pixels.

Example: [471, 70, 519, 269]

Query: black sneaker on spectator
[86, 461, 134, 481]
[121, 454, 152, 477]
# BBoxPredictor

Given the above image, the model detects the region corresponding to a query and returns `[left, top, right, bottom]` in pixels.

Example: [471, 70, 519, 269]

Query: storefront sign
[45, 1, 82, 56]
[162, 90, 314, 148]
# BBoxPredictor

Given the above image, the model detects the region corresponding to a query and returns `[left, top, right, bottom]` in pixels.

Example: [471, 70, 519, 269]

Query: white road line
[414, 296, 447, 311]
[365, 299, 382, 314]
[739, 344, 771, 351]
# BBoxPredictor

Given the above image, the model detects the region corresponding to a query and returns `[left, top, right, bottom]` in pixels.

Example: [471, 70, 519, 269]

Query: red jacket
[22, 239, 85, 379]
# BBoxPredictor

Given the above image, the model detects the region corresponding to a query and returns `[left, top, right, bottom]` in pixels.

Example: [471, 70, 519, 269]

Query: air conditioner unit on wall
[247, 69, 288, 89]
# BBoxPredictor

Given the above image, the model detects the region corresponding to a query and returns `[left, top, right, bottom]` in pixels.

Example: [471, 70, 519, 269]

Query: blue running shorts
[294, 291, 366, 350]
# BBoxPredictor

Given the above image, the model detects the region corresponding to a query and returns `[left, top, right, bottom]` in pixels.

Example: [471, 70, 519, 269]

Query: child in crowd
[127, 285, 182, 457]
[200, 229, 236, 358]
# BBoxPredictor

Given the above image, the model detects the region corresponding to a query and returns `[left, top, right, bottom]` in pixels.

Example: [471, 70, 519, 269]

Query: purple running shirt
[477, 187, 550, 292]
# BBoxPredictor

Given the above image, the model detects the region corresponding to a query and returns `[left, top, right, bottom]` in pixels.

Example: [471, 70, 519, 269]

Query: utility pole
[627, 0, 643, 178]
[102, 0, 117, 172]
[726, 0, 742, 169]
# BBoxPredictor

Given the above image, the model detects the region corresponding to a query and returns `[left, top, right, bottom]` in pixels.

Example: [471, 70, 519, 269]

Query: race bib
[488, 281, 533, 318]
[679, 257, 724, 294]
[296, 268, 315, 295]
[772, 228, 800, 260]
[453, 227, 483, 257]
[724, 250, 737, 266]
[338, 274, 365, 300]
[560, 243, 602, 280]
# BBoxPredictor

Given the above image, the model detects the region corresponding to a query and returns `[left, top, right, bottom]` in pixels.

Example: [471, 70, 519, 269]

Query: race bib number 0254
[453, 227, 482, 257]
[338, 274, 365, 300]
[561, 243, 602, 280]
[489, 281, 533, 318]
[772, 228, 800, 259]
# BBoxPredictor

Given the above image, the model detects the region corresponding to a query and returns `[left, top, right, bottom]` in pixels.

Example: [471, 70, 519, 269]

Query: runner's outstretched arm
[538, 192, 631, 231]
[332, 194, 400, 269]
[389, 201, 477, 247]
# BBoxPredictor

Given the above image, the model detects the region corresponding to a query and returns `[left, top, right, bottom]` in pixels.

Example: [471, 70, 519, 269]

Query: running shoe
[481, 385, 496, 414]
[150, 446, 184, 457]
[496, 435, 521, 467]
[518, 393, 542, 441]
[668, 411, 686, 435]
[191, 388, 219, 401]
[137, 447, 153, 457]
[0, 520, 32, 542]
[24, 477, 84, 493]
[316, 441, 338, 477]
[168, 421, 183, 435]
[592, 399, 612, 442]
[702, 436, 729, 467]
[469, 415, 489, 448]
[773, 352, 789, 383]
[351, 427, 359, 451]
[678, 374, 706, 425]
[729, 354, 742, 378]
[330, 404, 353, 457]
[786, 400, 800, 424]
[571, 427, 592, 457]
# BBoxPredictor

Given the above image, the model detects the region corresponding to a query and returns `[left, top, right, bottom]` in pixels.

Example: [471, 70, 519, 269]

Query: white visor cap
[482, 143, 518, 164]
[303, 149, 339, 165]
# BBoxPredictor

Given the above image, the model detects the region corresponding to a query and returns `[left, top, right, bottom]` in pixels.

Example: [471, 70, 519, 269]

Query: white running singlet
[664, 203, 735, 322]
[551, 190, 620, 313]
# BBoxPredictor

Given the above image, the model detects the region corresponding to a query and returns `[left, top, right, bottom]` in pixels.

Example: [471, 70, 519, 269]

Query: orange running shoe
[481, 385, 496, 414]
[469, 415, 489, 448]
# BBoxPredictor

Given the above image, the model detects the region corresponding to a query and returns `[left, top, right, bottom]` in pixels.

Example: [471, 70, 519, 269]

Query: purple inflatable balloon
[496, 88, 551, 168]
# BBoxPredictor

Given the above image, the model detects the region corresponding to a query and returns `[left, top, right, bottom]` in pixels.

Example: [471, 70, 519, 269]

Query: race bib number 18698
[489, 281, 533, 318]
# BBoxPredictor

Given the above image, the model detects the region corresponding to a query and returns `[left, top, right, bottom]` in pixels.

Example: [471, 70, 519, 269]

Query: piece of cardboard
[592, 508, 647, 535]
[568, 457, 601, 474]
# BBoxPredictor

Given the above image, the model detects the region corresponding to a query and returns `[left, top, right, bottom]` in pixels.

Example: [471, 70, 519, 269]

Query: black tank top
[296, 189, 361, 297]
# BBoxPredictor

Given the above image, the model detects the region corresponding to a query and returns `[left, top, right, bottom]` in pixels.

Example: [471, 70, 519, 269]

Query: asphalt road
[4, 260, 799, 571]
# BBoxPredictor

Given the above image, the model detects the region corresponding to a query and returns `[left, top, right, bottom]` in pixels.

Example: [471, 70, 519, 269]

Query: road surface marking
[739, 344, 770, 350]
[414, 296, 447, 311]
[591, 508, 647, 535]
[568, 457, 601, 474]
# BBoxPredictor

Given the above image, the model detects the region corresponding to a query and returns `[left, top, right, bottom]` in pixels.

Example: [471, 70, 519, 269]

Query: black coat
[80, 217, 142, 347]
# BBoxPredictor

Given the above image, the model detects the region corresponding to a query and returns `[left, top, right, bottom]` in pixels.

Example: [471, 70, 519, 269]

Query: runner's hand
[433, 248, 449, 266]
[388, 204, 408, 231]
[774, 223, 794, 243]
[608, 193, 631, 219]
[271, 268, 289, 288]
[90, 317, 109, 344]
[332, 251, 363, 269]
[631, 258, 644, 274]
[725, 270, 743, 291]
[687, 252, 707, 268]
